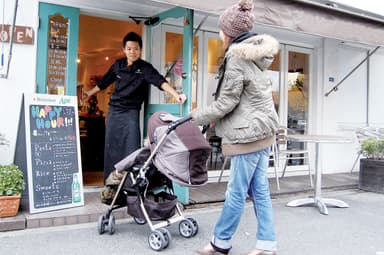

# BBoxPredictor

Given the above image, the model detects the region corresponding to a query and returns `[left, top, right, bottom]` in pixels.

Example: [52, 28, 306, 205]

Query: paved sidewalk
[0, 173, 358, 232]
[0, 189, 383, 255]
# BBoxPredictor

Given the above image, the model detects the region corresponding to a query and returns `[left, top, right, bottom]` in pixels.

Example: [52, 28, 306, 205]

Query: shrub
[0, 164, 25, 196]
[361, 137, 384, 160]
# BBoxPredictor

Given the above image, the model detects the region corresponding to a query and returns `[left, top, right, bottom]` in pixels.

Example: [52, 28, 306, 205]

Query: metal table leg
[286, 143, 349, 215]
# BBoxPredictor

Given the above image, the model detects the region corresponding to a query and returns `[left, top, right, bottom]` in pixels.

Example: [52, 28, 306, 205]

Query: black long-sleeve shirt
[97, 58, 166, 110]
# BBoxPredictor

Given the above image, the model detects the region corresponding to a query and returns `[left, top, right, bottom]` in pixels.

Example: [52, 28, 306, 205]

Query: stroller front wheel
[158, 228, 171, 249]
[97, 215, 106, 234]
[179, 218, 198, 238]
[187, 217, 199, 236]
[148, 229, 167, 251]
[106, 214, 115, 235]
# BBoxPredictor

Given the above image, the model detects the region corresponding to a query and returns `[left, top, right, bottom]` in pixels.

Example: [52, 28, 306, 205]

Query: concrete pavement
[1, 188, 383, 255]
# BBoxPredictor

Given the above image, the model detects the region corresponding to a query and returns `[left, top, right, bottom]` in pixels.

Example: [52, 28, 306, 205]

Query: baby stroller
[97, 112, 211, 251]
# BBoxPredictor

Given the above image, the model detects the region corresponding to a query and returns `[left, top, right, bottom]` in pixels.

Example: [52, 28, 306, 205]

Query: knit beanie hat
[218, 0, 255, 38]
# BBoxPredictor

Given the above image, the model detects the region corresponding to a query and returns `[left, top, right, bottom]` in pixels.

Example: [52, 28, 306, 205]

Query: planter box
[0, 195, 21, 217]
[359, 159, 384, 194]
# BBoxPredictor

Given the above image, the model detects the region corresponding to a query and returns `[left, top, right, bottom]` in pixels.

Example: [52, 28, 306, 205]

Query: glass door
[146, 23, 199, 119]
[202, 32, 227, 180]
[287, 50, 310, 135]
[202, 32, 225, 109]
[161, 26, 200, 109]
[284, 46, 312, 168]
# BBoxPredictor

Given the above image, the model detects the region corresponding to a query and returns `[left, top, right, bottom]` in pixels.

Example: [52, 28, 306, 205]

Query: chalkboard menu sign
[24, 94, 84, 213]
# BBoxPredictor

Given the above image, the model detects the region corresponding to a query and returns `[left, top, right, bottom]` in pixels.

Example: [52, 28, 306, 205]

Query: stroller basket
[127, 191, 177, 221]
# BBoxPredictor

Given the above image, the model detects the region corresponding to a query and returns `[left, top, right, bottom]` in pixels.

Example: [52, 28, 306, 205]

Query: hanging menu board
[47, 14, 68, 95]
[24, 94, 84, 213]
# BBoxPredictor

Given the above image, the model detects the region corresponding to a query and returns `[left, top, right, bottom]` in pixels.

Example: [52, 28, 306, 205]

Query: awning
[150, 0, 384, 47]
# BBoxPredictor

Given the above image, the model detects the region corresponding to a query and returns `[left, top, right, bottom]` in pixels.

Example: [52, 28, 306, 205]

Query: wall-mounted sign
[0, 25, 34, 45]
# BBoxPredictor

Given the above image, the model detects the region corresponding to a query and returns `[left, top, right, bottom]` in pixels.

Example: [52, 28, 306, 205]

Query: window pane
[165, 32, 198, 105]
[266, 52, 281, 114]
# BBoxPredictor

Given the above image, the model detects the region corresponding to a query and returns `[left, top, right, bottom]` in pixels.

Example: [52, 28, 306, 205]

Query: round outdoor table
[286, 134, 353, 215]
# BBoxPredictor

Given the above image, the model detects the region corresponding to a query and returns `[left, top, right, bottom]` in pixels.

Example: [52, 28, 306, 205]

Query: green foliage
[377, 139, 384, 158]
[361, 138, 384, 160]
[0, 164, 25, 196]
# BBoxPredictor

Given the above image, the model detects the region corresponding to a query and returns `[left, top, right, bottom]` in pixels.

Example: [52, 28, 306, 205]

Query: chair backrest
[276, 127, 288, 149]
[354, 127, 383, 152]
[355, 127, 381, 143]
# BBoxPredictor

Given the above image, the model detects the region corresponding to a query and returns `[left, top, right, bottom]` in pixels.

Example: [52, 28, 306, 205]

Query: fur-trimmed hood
[227, 33, 280, 71]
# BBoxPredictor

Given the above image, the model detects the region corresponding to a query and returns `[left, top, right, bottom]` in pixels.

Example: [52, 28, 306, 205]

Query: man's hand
[176, 94, 187, 104]
[82, 91, 91, 103]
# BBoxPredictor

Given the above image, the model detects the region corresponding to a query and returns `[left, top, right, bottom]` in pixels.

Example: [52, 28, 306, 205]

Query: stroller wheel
[97, 215, 106, 235]
[179, 219, 196, 238]
[133, 217, 147, 225]
[158, 228, 171, 249]
[106, 214, 115, 235]
[148, 229, 167, 251]
[187, 217, 199, 236]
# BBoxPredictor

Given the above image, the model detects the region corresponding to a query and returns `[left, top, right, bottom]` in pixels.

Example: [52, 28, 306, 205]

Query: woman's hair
[122, 32, 142, 48]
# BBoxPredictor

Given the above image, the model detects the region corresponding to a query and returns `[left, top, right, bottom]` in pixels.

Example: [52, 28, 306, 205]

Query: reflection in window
[288, 52, 309, 135]
[206, 38, 224, 107]
[164, 32, 198, 106]
[267, 52, 281, 114]
[287, 51, 309, 167]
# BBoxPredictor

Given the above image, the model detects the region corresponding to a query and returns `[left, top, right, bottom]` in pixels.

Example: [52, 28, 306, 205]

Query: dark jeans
[104, 108, 140, 183]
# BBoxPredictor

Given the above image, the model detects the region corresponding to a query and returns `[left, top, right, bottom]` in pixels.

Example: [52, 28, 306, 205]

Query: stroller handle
[166, 115, 192, 134]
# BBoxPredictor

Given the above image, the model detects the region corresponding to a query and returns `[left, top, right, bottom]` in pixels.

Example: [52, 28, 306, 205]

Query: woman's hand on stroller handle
[166, 115, 193, 133]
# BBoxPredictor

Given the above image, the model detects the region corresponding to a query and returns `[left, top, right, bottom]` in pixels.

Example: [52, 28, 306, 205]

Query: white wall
[320, 39, 374, 173]
[369, 49, 384, 125]
[0, 0, 38, 164]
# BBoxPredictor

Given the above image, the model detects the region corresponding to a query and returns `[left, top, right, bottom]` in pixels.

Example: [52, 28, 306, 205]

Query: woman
[85, 32, 186, 182]
[191, 0, 280, 254]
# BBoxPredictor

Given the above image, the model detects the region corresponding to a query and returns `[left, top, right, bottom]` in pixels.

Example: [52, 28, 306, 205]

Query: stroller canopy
[147, 112, 211, 187]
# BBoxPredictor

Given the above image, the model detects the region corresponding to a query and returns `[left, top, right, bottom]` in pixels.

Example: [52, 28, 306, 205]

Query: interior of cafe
[76, 14, 309, 186]
[76, 15, 140, 186]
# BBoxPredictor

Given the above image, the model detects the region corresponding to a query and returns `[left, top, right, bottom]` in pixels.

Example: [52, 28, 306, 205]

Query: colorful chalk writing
[30, 105, 74, 129]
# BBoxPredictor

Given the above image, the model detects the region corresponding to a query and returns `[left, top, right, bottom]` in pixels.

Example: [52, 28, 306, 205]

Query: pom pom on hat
[219, 0, 255, 38]
[238, 0, 253, 10]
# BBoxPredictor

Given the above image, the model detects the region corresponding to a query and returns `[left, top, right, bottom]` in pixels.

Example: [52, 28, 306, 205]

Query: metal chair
[208, 135, 225, 169]
[269, 140, 280, 190]
[278, 127, 313, 187]
[217, 156, 230, 183]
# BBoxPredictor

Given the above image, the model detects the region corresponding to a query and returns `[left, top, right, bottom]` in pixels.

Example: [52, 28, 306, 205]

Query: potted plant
[359, 137, 384, 194]
[0, 133, 26, 217]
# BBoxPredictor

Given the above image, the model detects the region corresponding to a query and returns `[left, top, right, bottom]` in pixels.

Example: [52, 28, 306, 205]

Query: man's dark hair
[122, 32, 142, 48]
